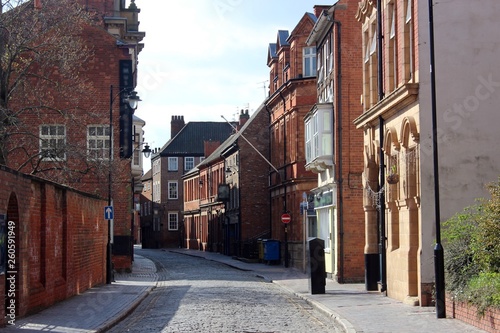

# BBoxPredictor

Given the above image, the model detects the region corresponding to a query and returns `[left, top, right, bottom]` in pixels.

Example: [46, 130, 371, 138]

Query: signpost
[281, 213, 291, 224]
[104, 206, 114, 220]
[281, 213, 291, 268]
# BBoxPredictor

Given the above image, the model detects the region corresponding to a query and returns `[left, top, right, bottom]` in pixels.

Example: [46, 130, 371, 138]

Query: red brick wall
[239, 107, 271, 242]
[0, 166, 107, 327]
[333, 0, 365, 282]
[446, 295, 500, 333]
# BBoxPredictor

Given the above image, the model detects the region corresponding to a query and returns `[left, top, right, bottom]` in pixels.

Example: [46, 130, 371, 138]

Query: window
[168, 157, 178, 171]
[369, 29, 377, 57]
[363, 21, 378, 109]
[168, 181, 178, 199]
[184, 157, 194, 171]
[403, 0, 414, 82]
[153, 159, 161, 175]
[168, 213, 178, 231]
[40, 125, 66, 160]
[87, 125, 110, 160]
[133, 130, 140, 166]
[303, 47, 317, 77]
[305, 105, 333, 165]
[388, 3, 398, 91]
[153, 180, 161, 203]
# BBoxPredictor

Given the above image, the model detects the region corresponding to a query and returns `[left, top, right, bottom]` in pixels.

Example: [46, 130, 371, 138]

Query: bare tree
[0, 0, 109, 184]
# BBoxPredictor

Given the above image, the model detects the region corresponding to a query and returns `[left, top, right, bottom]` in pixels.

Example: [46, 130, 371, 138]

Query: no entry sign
[281, 213, 291, 224]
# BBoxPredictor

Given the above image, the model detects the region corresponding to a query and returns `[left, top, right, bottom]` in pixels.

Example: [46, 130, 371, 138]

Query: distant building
[143, 116, 235, 248]
[183, 107, 271, 257]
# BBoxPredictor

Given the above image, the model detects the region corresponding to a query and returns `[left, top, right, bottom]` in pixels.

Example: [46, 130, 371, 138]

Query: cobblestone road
[106, 249, 342, 333]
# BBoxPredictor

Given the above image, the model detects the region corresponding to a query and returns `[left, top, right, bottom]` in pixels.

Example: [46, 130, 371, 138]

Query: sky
[130, 0, 327, 167]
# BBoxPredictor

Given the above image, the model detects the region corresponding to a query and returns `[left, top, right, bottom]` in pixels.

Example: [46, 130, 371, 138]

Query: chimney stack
[313, 5, 330, 18]
[171, 115, 185, 139]
[204, 141, 221, 158]
[238, 109, 250, 130]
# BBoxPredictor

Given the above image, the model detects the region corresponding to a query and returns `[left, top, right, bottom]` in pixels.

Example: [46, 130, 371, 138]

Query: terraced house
[304, 0, 364, 283]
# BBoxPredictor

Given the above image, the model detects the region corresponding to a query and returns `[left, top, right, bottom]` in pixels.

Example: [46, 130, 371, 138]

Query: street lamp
[142, 143, 151, 158]
[107, 84, 141, 284]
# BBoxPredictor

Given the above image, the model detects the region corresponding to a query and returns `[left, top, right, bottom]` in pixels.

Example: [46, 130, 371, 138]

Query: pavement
[2, 247, 486, 333]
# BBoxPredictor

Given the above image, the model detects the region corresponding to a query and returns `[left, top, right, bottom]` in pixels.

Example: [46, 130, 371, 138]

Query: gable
[288, 12, 317, 41]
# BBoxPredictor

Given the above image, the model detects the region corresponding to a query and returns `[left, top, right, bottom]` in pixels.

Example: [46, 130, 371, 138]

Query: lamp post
[107, 84, 141, 284]
[428, 0, 445, 318]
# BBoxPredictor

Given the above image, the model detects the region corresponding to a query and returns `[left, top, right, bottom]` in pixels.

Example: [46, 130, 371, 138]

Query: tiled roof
[159, 122, 234, 156]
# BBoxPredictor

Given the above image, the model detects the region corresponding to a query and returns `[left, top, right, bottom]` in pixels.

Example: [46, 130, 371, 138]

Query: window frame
[305, 106, 334, 165]
[168, 157, 178, 171]
[168, 181, 178, 200]
[303, 47, 317, 78]
[168, 212, 179, 231]
[40, 124, 66, 161]
[184, 157, 194, 171]
[87, 125, 111, 161]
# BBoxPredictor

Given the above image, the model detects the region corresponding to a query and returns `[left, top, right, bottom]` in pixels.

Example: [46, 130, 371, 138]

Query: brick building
[264, 9, 319, 269]
[144, 116, 235, 249]
[304, 0, 364, 283]
[182, 107, 271, 258]
[2, 0, 145, 271]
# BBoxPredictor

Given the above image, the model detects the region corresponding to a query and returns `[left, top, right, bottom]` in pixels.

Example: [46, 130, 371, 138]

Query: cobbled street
[106, 248, 342, 333]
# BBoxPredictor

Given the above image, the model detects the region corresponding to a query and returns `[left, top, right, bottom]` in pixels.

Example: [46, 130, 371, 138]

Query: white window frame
[303, 47, 317, 77]
[87, 125, 110, 160]
[168, 212, 179, 231]
[184, 157, 194, 171]
[40, 125, 66, 161]
[168, 157, 178, 171]
[168, 181, 178, 199]
[304, 106, 333, 165]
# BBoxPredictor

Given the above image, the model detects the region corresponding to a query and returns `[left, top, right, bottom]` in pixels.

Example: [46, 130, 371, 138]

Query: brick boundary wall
[446, 295, 500, 332]
[0, 166, 107, 327]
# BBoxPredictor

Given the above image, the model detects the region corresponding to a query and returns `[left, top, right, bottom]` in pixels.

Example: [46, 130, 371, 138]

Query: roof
[268, 43, 277, 63]
[141, 168, 152, 181]
[197, 102, 267, 168]
[158, 122, 235, 156]
[277, 30, 290, 48]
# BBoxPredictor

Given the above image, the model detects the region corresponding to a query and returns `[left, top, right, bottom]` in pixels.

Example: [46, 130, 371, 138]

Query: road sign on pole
[281, 213, 291, 224]
[104, 206, 114, 220]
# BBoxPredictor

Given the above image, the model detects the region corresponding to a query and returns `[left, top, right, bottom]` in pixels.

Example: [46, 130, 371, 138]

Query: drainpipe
[333, 20, 344, 284]
[376, 0, 387, 293]
[377, 0, 384, 101]
[265, 104, 274, 238]
[279, 91, 288, 268]
[378, 116, 387, 292]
